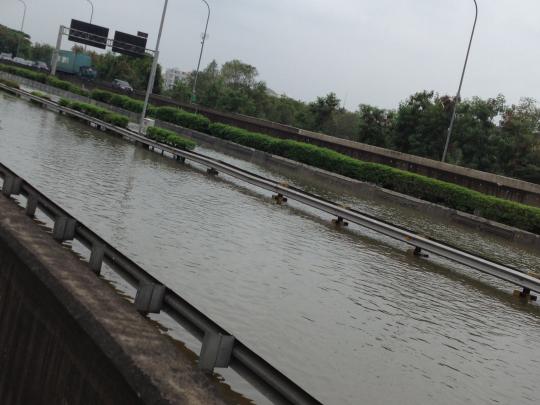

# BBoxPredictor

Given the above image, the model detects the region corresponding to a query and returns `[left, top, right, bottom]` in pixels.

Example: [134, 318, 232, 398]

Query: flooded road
[1, 92, 539, 405]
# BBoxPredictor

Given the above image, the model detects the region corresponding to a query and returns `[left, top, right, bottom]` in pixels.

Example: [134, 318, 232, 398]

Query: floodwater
[1, 91, 540, 405]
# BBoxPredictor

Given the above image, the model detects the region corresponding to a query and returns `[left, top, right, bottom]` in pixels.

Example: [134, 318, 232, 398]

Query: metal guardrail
[3, 83, 540, 298]
[0, 87, 323, 404]
[0, 166, 322, 405]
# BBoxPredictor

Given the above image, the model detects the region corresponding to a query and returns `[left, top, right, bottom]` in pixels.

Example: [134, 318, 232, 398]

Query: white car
[0, 53, 13, 61]
[112, 79, 134, 92]
[13, 57, 33, 67]
[33, 61, 50, 72]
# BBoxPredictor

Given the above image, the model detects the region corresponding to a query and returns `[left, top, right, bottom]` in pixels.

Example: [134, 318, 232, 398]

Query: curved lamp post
[15, 0, 27, 57]
[85, 0, 94, 23]
[139, 0, 169, 133]
[191, 0, 211, 103]
[441, 0, 478, 162]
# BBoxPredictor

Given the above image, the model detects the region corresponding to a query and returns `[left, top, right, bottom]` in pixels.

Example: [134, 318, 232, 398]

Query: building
[163, 68, 189, 91]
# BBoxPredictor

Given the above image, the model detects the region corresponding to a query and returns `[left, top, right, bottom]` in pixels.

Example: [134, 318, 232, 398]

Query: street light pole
[15, 0, 27, 57]
[191, 0, 211, 104]
[82, 1, 94, 52]
[139, 0, 169, 133]
[441, 0, 478, 162]
[85, 0, 94, 24]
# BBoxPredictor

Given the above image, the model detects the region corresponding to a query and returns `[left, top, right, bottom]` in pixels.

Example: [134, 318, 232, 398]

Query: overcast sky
[2, 0, 539, 109]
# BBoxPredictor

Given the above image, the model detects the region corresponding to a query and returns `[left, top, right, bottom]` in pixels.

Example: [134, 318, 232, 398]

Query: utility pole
[15, 0, 27, 57]
[85, 0, 94, 23]
[191, 0, 211, 104]
[442, 0, 478, 163]
[139, 0, 169, 133]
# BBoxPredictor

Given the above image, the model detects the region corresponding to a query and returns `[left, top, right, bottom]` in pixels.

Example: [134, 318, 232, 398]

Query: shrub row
[149, 106, 210, 133]
[0, 64, 89, 96]
[207, 123, 540, 234]
[1, 64, 209, 132]
[60, 98, 129, 128]
[90, 89, 145, 113]
[90, 90, 210, 133]
[146, 126, 196, 150]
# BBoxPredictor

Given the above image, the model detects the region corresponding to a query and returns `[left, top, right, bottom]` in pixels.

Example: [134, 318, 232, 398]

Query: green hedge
[0, 64, 47, 83]
[60, 99, 129, 128]
[150, 106, 210, 133]
[208, 123, 540, 234]
[90, 89, 144, 113]
[0, 64, 89, 96]
[46, 76, 88, 96]
[146, 126, 196, 150]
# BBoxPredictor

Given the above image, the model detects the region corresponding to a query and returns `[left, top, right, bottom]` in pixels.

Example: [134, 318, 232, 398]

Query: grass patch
[146, 126, 196, 150]
[0, 78, 20, 89]
[31, 91, 51, 100]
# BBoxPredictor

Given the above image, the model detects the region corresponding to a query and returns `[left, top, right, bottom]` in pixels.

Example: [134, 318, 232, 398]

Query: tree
[220, 59, 258, 88]
[0, 24, 31, 57]
[309, 93, 341, 132]
[91, 52, 163, 93]
[498, 97, 540, 182]
[30, 43, 54, 63]
[392, 91, 449, 159]
[357, 105, 394, 147]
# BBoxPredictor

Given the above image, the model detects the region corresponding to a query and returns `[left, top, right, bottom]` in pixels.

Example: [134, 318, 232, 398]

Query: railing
[0, 161, 322, 405]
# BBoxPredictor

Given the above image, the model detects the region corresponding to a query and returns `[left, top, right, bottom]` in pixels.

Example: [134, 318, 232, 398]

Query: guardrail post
[332, 216, 349, 227]
[412, 247, 429, 258]
[52, 217, 77, 241]
[25, 194, 38, 217]
[135, 283, 166, 314]
[2, 175, 22, 197]
[272, 193, 288, 205]
[89, 243, 105, 274]
[513, 288, 538, 302]
[199, 332, 235, 372]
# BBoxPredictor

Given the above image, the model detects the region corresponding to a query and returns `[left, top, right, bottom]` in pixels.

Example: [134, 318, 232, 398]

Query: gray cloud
[2, 0, 539, 109]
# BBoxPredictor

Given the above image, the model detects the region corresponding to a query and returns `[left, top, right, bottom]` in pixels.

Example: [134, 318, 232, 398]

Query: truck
[54, 50, 97, 80]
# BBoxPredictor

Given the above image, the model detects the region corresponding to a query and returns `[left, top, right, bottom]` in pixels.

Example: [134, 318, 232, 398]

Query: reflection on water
[1, 93, 539, 405]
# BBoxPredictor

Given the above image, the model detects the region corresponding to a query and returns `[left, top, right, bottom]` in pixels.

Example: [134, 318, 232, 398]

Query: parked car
[112, 79, 133, 92]
[0, 53, 12, 61]
[12, 57, 33, 67]
[33, 61, 50, 72]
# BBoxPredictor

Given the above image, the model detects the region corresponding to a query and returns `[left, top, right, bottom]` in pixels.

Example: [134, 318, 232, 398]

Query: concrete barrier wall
[0, 243, 143, 405]
[0, 195, 226, 405]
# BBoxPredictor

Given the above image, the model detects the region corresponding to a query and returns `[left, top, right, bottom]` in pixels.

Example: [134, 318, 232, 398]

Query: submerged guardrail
[0, 160, 323, 405]
[3, 82, 540, 299]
